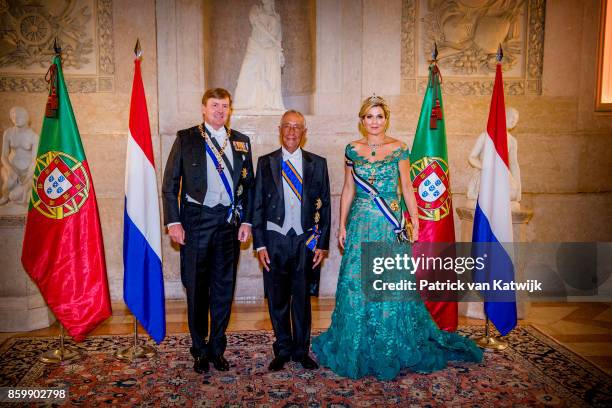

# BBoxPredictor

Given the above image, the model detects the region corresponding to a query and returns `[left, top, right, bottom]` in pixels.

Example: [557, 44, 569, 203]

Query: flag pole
[475, 44, 509, 351]
[40, 324, 80, 364]
[115, 314, 156, 361]
[114, 38, 157, 361]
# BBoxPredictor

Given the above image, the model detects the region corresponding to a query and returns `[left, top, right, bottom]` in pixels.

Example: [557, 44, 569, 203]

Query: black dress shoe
[268, 356, 288, 371]
[193, 355, 209, 374]
[210, 355, 229, 371]
[294, 355, 319, 370]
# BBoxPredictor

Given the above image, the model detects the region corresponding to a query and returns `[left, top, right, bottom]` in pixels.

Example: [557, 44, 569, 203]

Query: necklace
[199, 124, 229, 173]
[367, 141, 383, 156]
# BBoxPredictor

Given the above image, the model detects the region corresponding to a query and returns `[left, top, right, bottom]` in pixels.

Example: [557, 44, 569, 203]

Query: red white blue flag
[123, 56, 165, 343]
[472, 63, 517, 336]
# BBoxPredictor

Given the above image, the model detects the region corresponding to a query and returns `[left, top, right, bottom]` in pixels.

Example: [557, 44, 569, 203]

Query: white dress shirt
[257, 147, 303, 252]
[186, 122, 234, 207]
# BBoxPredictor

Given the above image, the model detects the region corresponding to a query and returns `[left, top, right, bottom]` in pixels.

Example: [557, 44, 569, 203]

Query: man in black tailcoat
[162, 88, 255, 374]
[253, 110, 331, 371]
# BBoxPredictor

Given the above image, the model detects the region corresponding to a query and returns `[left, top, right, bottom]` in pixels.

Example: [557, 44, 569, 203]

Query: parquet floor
[2, 300, 611, 375]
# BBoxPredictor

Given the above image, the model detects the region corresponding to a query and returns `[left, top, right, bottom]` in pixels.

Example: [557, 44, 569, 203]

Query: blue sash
[204, 141, 242, 225]
[281, 160, 302, 201]
[305, 224, 321, 251]
[345, 154, 409, 242]
[281, 159, 320, 251]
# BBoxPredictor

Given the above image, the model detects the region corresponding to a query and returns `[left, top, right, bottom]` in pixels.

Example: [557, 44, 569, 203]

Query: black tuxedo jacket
[252, 148, 331, 251]
[161, 124, 255, 225]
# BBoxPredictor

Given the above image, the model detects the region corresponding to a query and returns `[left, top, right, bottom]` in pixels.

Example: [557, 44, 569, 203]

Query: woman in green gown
[311, 96, 483, 380]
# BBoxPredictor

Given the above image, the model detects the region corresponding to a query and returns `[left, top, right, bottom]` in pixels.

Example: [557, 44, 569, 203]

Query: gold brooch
[241, 168, 248, 179]
[315, 198, 322, 210]
[390, 200, 399, 211]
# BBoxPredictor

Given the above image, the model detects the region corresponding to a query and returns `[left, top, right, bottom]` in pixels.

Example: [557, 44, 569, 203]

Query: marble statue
[233, 0, 285, 114]
[0, 107, 38, 209]
[466, 106, 521, 212]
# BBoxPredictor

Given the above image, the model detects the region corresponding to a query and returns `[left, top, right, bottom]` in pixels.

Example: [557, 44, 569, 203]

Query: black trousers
[180, 203, 239, 359]
[264, 229, 314, 360]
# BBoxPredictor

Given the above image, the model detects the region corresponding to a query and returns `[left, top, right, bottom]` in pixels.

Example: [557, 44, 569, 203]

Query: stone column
[456, 207, 534, 320]
[0, 215, 55, 331]
[361, 0, 402, 97]
[156, 0, 207, 299]
[314, 0, 363, 115]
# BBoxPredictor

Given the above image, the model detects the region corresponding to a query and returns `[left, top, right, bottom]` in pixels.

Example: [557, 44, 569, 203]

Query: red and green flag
[409, 63, 458, 331]
[21, 55, 111, 341]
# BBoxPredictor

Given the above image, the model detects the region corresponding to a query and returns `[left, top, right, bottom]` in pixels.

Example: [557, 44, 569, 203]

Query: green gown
[312, 144, 483, 380]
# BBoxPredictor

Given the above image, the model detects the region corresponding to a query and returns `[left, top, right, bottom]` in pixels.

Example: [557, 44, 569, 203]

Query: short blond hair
[202, 88, 232, 106]
[358, 95, 390, 137]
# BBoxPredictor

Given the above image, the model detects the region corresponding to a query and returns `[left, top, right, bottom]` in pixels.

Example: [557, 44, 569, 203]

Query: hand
[168, 224, 185, 245]
[313, 249, 326, 268]
[338, 225, 347, 250]
[257, 248, 270, 272]
[238, 224, 252, 242]
[410, 216, 419, 242]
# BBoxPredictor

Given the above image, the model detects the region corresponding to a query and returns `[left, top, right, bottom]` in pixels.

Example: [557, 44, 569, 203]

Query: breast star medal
[237, 185, 243, 197]
[315, 197, 322, 210]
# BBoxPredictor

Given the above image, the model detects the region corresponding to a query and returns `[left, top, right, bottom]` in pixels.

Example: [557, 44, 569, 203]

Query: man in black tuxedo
[253, 110, 331, 371]
[162, 88, 255, 374]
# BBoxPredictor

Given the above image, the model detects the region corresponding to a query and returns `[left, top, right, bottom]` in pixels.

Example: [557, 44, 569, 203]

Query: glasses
[280, 123, 304, 131]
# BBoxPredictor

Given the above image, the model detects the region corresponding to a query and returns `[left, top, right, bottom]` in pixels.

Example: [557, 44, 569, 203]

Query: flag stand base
[40, 325, 81, 364]
[476, 318, 508, 350]
[115, 344, 156, 361]
[40, 347, 80, 364]
[115, 317, 156, 361]
[476, 335, 508, 350]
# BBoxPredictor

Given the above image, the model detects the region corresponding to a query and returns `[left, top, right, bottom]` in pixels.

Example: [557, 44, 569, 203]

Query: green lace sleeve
[345, 143, 355, 163]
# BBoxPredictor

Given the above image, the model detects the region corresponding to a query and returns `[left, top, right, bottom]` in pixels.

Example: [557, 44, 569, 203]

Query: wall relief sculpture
[0, 0, 114, 93]
[422, 0, 525, 75]
[401, 0, 545, 96]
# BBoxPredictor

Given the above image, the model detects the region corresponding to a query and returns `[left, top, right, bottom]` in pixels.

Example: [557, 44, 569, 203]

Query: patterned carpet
[0, 326, 610, 407]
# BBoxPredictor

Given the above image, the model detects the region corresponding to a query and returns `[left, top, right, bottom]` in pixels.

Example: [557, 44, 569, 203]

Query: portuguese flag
[21, 55, 111, 341]
[409, 63, 458, 331]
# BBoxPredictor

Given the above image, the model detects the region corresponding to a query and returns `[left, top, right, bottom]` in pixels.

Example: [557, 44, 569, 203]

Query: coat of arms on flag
[33, 151, 90, 218]
[411, 157, 452, 221]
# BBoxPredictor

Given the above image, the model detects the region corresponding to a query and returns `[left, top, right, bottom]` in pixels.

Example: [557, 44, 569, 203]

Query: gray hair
[281, 110, 306, 127]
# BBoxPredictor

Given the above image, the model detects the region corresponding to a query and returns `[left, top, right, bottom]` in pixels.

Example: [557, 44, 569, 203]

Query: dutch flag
[472, 62, 517, 336]
[123, 55, 166, 343]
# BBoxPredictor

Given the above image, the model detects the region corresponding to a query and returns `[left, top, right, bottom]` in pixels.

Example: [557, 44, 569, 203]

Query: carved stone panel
[0, 0, 115, 93]
[402, 0, 545, 96]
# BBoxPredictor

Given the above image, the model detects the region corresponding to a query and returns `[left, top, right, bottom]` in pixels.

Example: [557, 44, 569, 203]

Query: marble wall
[0, 0, 610, 303]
